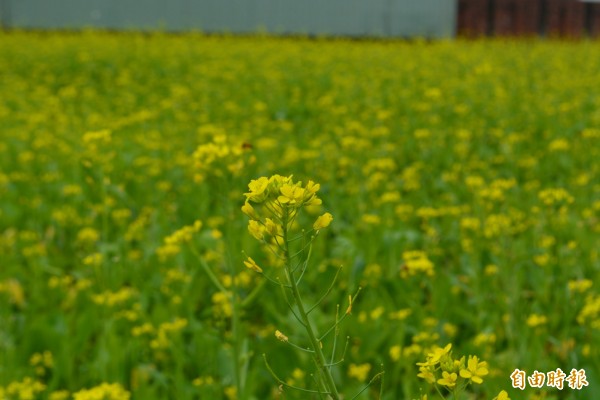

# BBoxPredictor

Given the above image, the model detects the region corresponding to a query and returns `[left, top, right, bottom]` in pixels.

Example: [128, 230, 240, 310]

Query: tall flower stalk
[242, 175, 381, 399]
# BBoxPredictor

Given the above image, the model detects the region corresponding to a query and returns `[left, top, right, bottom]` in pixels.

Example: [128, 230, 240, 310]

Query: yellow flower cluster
[192, 133, 251, 182]
[72, 383, 130, 400]
[417, 344, 489, 391]
[347, 363, 372, 382]
[81, 129, 115, 166]
[0, 278, 25, 307]
[30, 351, 53, 376]
[538, 188, 575, 206]
[244, 175, 321, 207]
[526, 313, 548, 328]
[577, 293, 600, 329]
[0, 377, 46, 400]
[242, 175, 332, 272]
[192, 376, 215, 387]
[155, 220, 202, 261]
[149, 318, 188, 349]
[82, 130, 112, 145]
[82, 253, 103, 267]
[48, 275, 92, 309]
[49, 390, 71, 400]
[568, 279, 593, 293]
[91, 287, 137, 307]
[211, 291, 233, 318]
[76, 227, 101, 245]
[400, 251, 434, 278]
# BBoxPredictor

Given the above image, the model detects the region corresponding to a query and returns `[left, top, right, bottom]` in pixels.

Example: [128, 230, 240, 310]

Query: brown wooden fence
[458, 0, 600, 37]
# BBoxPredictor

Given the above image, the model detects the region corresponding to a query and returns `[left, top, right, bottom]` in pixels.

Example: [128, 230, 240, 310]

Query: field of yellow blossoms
[0, 31, 599, 400]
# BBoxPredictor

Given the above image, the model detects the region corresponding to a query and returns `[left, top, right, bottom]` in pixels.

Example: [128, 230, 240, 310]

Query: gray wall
[0, 0, 457, 38]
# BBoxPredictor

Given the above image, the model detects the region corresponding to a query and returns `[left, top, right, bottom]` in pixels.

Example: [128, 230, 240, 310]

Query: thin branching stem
[310, 374, 328, 399]
[240, 275, 266, 309]
[307, 267, 342, 314]
[378, 364, 385, 400]
[294, 242, 313, 283]
[289, 235, 316, 260]
[319, 287, 362, 341]
[189, 244, 228, 295]
[261, 272, 291, 288]
[263, 354, 329, 394]
[282, 209, 341, 400]
[350, 371, 385, 400]
[285, 340, 315, 353]
[326, 335, 349, 367]
[329, 305, 340, 371]
[277, 277, 305, 326]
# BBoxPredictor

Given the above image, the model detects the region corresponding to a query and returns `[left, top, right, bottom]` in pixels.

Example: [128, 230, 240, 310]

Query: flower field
[0, 31, 599, 400]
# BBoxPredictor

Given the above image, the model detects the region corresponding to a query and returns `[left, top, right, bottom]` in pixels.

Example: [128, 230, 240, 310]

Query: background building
[458, 0, 600, 37]
[0, 0, 456, 38]
[1, 0, 600, 38]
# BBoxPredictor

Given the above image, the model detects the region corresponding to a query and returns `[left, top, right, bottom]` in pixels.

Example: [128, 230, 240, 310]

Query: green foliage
[0, 32, 598, 399]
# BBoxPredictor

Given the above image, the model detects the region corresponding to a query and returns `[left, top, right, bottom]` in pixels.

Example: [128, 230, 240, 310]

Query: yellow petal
[243, 257, 263, 273]
[313, 212, 333, 230]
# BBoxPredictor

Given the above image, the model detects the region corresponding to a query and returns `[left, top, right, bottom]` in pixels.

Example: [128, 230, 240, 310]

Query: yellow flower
[459, 355, 489, 384]
[243, 257, 263, 273]
[437, 371, 457, 387]
[245, 177, 269, 202]
[526, 313, 548, 327]
[275, 330, 288, 342]
[72, 383, 130, 400]
[419, 343, 451, 366]
[241, 201, 258, 219]
[303, 181, 322, 206]
[493, 390, 510, 400]
[278, 183, 305, 204]
[224, 386, 237, 400]
[348, 363, 371, 382]
[76, 227, 100, 245]
[389, 345, 401, 361]
[417, 366, 436, 384]
[247, 220, 265, 241]
[313, 212, 333, 230]
[568, 279, 593, 293]
[264, 218, 280, 236]
[49, 390, 70, 400]
[304, 180, 320, 196]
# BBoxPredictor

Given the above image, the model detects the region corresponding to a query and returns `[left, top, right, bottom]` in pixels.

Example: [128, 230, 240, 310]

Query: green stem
[240, 278, 266, 309]
[282, 217, 340, 400]
[190, 243, 245, 398]
[189, 244, 228, 295]
[231, 291, 244, 399]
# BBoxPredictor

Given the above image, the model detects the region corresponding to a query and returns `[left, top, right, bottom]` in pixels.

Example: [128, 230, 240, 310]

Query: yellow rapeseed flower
[243, 257, 263, 273]
[278, 183, 305, 204]
[526, 313, 548, 327]
[459, 355, 489, 384]
[417, 366, 436, 384]
[241, 201, 258, 219]
[247, 220, 265, 241]
[493, 390, 511, 400]
[418, 343, 451, 367]
[437, 371, 458, 388]
[275, 329, 288, 342]
[244, 177, 270, 202]
[313, 212, 333, 230]
[348, 363, 371, 382]
[72, 383, 130, 400]
[389, 345, 401, 361]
